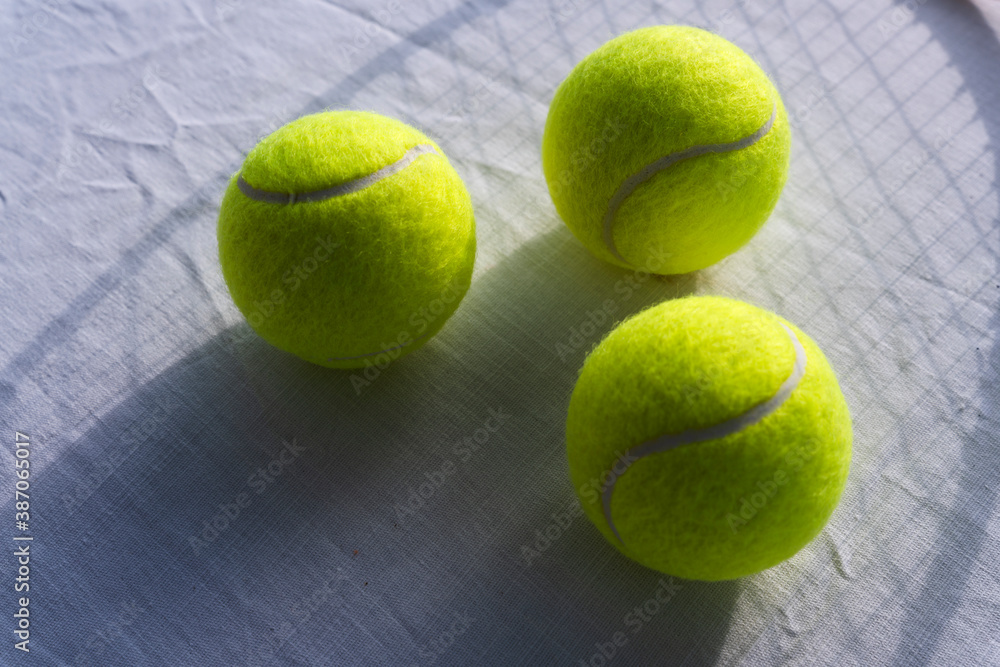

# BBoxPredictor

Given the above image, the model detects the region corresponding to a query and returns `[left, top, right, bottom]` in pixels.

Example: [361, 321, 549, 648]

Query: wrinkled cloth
[1, 0, 998, 665]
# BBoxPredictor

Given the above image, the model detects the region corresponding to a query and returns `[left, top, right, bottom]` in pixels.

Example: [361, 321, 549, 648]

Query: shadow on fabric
[38, 223, 722, 665]
[885, 2, 1000, 665]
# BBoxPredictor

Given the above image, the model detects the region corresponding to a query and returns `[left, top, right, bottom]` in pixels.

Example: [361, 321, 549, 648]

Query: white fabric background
[1, 0, 998, 665]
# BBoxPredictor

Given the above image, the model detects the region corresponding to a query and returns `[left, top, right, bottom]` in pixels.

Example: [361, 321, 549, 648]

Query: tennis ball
[566, 296, 851, 581]
[542, 26, 791, 275]
[217, 111, 476, 369]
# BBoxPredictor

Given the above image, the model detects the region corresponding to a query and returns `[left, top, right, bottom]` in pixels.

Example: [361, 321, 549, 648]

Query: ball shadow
[39, 223, 728, 665]
[404, 225, 743, 666]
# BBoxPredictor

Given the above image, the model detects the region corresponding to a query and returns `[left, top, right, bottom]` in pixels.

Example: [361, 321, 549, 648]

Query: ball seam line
[236, 144, 440, 204]
[599, 320, 807, 544]
[601, 103, 778, 266]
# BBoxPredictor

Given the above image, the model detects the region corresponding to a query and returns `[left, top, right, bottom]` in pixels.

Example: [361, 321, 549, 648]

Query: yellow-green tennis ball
[217, 111, 476, 369]
[566, 296, 851, 581]
[542, 26, 791, 275]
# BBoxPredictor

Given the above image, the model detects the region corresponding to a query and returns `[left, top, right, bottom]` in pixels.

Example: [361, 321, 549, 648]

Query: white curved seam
[235, 143, 441, 362]
[601, 104, 777, 265]
[600, 321, 806, 544]
[237, 144, 439, 204]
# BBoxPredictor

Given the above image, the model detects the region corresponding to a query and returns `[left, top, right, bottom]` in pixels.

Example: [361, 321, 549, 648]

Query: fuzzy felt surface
[217, 111, 476, 368]
[542, 26, 791, 274]
[566, 296, 852, 581]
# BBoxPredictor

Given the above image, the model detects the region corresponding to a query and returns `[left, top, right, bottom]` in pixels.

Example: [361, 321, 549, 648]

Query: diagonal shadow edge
[0, 0, 515, 386]
[883, 2, 1000, 665]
